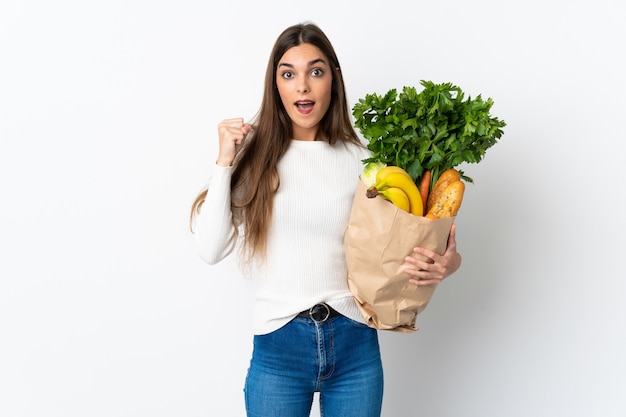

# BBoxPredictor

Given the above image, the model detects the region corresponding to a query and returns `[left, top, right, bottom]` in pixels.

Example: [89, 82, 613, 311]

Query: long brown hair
[190, 23, 362, 264]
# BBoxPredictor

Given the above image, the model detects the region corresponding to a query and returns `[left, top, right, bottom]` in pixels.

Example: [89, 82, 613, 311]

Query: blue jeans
[244, 315, 384, 417]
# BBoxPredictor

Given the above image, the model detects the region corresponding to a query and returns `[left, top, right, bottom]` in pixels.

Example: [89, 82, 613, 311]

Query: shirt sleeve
[193, 164, 238, 265]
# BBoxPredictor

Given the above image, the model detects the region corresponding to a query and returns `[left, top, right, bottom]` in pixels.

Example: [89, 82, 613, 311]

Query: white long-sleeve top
[194, 139, 372, 335]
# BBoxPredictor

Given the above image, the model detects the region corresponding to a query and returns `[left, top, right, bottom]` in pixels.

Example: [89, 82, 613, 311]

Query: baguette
[426, 168, 461, 212]
[426, 180, 464, 219]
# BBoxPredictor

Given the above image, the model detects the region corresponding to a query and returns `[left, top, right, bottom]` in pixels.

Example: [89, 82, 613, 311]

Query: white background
[1, 1, 625, 416]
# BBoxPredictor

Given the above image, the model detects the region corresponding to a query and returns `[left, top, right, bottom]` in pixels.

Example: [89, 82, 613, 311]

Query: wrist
[215, 157, 233, 167]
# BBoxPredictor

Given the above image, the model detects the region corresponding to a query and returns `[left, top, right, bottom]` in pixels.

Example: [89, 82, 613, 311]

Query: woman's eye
[311, 68, 324, 77]
[281, 71, 293, 79]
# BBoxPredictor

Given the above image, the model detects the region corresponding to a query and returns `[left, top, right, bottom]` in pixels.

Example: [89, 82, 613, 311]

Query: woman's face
[276, 43, 333, 141]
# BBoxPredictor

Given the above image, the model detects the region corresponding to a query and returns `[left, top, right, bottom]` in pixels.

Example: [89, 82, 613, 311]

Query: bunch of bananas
[365, 166, 424, 216]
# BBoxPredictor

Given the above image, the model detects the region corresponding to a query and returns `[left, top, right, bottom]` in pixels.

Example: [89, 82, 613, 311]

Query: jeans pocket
[343, 315, 374, 330]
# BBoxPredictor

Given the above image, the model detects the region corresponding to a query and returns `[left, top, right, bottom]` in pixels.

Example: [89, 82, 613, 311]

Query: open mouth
[295, 100, 315, 114]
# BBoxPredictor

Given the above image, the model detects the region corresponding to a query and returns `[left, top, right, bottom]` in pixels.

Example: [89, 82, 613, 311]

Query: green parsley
[352, 80, 506, 188]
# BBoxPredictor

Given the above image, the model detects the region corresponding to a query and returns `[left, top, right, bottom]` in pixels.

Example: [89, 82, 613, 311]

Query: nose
[297, 78, 310, 93]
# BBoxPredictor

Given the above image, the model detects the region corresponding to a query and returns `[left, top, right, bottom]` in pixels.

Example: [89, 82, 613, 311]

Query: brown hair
[190, 22, 362, 264]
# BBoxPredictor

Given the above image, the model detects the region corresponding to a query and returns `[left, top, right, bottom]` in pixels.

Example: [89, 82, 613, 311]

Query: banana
[370, 172, 423, 216]
[376, 187, 411, 213]
[375, 166, 413, 184]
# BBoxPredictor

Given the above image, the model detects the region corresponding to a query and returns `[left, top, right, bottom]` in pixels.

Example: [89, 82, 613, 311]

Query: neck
[292, 125, 321, 141]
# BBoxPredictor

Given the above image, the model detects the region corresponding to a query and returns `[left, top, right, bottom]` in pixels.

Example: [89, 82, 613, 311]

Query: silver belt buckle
[309, 303, 331, 322]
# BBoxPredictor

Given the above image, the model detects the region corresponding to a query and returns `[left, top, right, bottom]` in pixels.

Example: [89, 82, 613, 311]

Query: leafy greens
[352, 80, 506, 188]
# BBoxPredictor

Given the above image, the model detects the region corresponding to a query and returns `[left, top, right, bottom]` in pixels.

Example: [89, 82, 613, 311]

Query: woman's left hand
[403, 223, 462, 286]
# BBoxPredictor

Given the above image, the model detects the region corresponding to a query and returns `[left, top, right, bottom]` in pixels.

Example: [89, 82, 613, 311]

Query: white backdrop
[1, 1, 625, 416]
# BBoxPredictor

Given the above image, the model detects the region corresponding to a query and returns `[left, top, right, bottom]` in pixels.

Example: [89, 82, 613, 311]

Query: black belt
[296, 303, 341, 323]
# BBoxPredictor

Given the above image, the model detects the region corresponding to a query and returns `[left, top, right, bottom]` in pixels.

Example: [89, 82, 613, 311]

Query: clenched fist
[216, 118, 252, 167]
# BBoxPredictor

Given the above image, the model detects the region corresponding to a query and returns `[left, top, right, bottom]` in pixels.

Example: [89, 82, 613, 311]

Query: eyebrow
[278, 58, 328, 69]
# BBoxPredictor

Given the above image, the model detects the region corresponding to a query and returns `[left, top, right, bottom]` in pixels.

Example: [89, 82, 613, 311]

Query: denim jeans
[244, 315, 384, 417]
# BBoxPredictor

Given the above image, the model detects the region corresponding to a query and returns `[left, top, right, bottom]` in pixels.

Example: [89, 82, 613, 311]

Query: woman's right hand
[216, 118, 252, 167]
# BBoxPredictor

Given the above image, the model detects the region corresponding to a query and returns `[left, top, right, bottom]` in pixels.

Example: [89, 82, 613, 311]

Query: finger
[406, 263, 445, 282]
[221, 117, 245, 127]
[411, 246, 438, 263]
[403, 256, 431, 270]
[218, 118, 245, 138]
[236, 124, 252, 145]
[409, 277, 442, 286]
[447, 223, 457, 248]
[219, 120, 248, 142]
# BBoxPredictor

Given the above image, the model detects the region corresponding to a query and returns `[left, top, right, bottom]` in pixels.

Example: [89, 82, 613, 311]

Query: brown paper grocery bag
[344, 180, 455, 333]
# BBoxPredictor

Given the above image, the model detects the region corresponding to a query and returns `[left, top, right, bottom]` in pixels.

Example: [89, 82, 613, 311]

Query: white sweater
[194, 139, 371, 334]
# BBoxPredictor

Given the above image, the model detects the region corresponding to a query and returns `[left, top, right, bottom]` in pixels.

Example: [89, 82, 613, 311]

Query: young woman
[190, 22, 461, 417]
